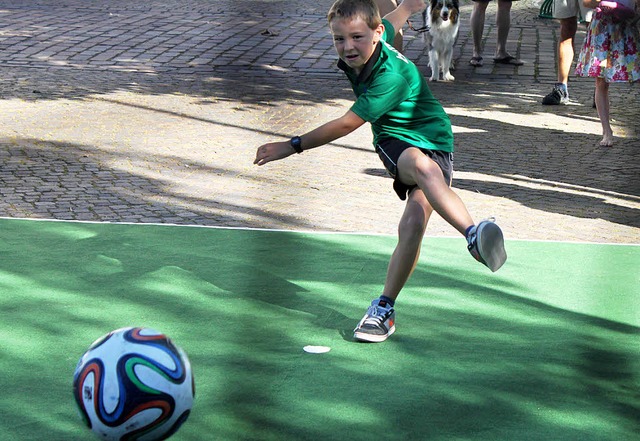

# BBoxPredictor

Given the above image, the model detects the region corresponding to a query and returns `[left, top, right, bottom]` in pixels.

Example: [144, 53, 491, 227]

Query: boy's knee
[415, 157, 444, 183]
[399, 216, 427, 241]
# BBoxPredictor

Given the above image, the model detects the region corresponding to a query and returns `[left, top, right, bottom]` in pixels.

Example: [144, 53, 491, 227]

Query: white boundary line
[1, 216, 638, 247]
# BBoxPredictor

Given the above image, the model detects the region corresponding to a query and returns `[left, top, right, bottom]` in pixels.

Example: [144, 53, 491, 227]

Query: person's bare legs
[542, 17, 576, 104]
[367, 149, 505, 336]
[594, 77, 613, 146]
[470, 0, 489, 63]
[495, 0, 513, 59]
[557, 17, 578, 85]
[397, 148, 474, 235]
[381, 189, 432, 301]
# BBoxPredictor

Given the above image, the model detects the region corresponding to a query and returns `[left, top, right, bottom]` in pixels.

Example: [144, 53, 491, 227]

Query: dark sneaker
[542, 84, 569, 105]
[467, 219, 507, 272]
[353, 299, 396, 343]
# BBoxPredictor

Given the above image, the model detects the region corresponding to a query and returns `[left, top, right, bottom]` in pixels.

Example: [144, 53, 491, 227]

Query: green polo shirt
[338, 19, 454, 152]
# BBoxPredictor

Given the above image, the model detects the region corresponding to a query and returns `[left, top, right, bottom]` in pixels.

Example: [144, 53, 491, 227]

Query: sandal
[469, 56, 483, 67]
[493, 55, 524, 66]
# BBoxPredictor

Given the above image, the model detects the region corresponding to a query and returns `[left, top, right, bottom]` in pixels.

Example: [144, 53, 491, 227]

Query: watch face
[291, 137, 302, 152]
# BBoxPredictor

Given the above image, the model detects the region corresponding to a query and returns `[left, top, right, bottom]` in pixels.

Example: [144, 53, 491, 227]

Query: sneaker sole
[353, 325, 395, 343]
[476, 222, 507, 272]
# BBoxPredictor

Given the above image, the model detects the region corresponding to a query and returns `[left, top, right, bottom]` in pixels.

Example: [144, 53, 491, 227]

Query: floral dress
[575, 7, 640, 82]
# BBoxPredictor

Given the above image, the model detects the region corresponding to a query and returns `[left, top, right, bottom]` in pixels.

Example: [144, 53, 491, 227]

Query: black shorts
[375, 138, 453, 201]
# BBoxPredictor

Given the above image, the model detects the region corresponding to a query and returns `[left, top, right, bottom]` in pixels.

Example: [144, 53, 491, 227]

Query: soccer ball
[73, 327, 195, 440]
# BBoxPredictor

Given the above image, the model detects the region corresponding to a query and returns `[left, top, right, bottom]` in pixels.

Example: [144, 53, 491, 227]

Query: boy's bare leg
[382, 189, 433, 301]
[397, 148, 474, 236]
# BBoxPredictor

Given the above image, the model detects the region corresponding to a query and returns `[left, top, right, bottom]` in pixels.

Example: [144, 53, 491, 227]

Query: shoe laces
[362, 304, 391, 327]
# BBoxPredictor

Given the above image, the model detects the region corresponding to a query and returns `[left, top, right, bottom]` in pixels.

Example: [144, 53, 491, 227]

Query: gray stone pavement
[0, 0, 638, 243]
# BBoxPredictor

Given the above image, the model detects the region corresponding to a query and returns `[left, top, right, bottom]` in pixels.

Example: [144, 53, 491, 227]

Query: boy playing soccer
[254, 0, 507, 342]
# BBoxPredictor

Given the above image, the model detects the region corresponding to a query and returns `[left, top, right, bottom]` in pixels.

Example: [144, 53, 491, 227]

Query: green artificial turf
[0, 218, 638, 440]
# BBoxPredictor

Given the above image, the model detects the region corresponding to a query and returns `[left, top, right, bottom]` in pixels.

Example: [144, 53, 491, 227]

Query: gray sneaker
[467, 219, 507, 272]
[542, 84, 569, 105]
[353, 299, 396, 343]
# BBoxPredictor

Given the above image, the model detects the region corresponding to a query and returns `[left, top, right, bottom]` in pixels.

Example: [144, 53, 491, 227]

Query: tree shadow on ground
[0, 0, 638, 233]
[0, 138, 313, 228]
[447, 110, 640, 197]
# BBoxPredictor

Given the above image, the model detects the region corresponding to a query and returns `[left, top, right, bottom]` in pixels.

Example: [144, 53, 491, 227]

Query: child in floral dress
[575, 0, 640, 146]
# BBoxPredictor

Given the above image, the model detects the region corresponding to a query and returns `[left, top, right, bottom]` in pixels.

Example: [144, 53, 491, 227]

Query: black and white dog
[422, 0, 460, 81]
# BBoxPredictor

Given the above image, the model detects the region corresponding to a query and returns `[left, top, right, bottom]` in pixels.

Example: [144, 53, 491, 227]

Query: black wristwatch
[290, 136, 303, 154]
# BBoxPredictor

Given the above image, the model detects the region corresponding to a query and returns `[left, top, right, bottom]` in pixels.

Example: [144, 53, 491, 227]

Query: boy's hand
[254, 141, 295, 166]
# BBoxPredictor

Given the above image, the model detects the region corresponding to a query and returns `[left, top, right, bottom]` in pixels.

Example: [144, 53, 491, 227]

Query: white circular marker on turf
[303, 345, 331, 354]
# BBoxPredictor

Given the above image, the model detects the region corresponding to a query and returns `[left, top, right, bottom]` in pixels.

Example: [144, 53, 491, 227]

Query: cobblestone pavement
[0, 0, 638, 243]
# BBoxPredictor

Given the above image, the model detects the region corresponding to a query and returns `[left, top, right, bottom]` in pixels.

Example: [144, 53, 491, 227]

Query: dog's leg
[428, 48, 439, 81]
[442, 47, 455, 81]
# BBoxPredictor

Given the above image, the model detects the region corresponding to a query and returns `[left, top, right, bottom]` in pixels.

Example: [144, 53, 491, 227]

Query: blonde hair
[327, 0, 382, 29]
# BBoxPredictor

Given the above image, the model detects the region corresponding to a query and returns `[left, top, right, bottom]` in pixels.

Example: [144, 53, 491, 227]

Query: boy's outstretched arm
[383, 0, 426, 36]
[254, 110, 365, 166]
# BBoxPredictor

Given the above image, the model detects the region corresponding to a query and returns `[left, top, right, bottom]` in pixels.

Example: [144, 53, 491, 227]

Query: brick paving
[0, 0, 638, 243]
